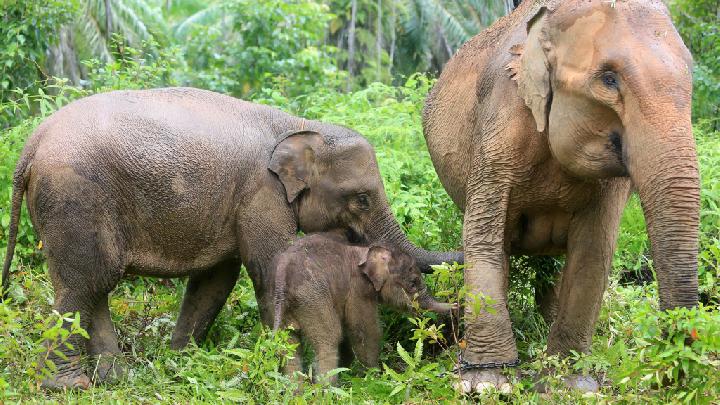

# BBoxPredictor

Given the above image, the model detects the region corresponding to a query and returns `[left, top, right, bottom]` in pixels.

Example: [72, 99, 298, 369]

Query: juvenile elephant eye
[356, 193, 370, 210]
[601, 72, 618, 88]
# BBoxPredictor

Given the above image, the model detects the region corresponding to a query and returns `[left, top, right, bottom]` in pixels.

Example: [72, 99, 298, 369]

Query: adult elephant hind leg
[86, 295, 123, 384]
[541, 180, 630, 393]
[170, 260, 241, 350]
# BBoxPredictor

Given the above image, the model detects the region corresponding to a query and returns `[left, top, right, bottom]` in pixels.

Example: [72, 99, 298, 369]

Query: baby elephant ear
[269, 130, 325, 203]
[359, 246, 392, 292]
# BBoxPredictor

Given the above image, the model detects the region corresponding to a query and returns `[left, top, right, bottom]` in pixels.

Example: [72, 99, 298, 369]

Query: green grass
[1, 78, 719, 403]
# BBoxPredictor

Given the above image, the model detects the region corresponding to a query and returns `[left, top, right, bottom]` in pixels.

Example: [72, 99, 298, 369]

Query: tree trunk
[346, 0, 357, 92]
[376, 0, 382, 82]
[104, 0, 113, 36]
[389, 1, 396, 76]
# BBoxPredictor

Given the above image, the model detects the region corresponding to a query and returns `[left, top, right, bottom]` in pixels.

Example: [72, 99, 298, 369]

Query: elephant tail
[2, 151, 32, 299]
[272, 256, 291, 332]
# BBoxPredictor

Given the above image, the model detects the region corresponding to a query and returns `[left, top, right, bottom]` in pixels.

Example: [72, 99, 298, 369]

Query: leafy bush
[0, 0, 75, 126]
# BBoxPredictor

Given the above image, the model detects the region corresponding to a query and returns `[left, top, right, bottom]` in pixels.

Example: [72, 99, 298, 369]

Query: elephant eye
[356, 193, 370, 210]
[601, 71, 618, 88]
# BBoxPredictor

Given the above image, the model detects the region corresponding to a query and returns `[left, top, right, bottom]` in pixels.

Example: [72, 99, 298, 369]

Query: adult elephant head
[423, 0, 699, 393]
[513, 3, 699, 309]
[269, 128, 462, 272]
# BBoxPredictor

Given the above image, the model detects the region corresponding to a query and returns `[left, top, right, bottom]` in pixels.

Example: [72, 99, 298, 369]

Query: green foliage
[670, 0, 720, 126]
[180, 0, 342, 98]
[611, 304, 720, 402]
[0, 0, 75, 126]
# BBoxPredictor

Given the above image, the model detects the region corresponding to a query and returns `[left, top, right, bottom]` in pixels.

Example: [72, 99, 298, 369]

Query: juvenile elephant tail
[2, 153, 32, 299]
[272, 256, 291, 332]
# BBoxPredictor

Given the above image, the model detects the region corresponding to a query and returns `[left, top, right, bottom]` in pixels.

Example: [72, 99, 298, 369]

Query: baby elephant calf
[272, 232, 455, 383]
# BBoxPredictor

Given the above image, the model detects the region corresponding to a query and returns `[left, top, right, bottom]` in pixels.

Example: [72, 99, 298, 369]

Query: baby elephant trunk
[417, 289, 456, 314]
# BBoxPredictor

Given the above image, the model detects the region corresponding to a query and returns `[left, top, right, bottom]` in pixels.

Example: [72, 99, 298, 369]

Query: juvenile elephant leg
[40, 289, 95, 391]
[170, 260, 240, 349]
[86, 295, 123, 384]
[543, 181, 629, 392]
[38, 201, 123, 390]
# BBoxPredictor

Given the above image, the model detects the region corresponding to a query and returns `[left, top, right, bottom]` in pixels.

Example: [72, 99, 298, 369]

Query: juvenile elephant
[272, 231, 455, 383]
[423, 0, 699, 393]
[1, 87, 462, 390]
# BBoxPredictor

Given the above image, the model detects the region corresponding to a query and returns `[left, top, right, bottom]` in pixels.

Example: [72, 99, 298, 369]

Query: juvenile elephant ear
[359, 246, 391, 292]
[508, 6, 552, 133]
[269, 130, 325, 203]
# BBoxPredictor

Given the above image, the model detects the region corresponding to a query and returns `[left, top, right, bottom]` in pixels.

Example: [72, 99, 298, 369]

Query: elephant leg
[39, 209, 123, 391]
[236, 187, 297, 327]
[345, 299, 381, 369]
[459, 178, 516, 394]
[542, 180, 630, 392]
[170, 260, 240, 349]
[535, 267, 562, 326]
[86, 295, 123, 384]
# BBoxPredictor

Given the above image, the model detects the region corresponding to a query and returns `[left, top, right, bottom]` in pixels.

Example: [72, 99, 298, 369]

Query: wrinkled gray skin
[1, 87, 462, 390]
[271, 231, 455, 384]
[423, 0, 699, 393]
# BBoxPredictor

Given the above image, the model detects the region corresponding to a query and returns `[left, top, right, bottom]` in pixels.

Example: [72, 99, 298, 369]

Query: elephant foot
[454, 369, 512, 394]
[40, 366, 91, 391]
[534, 373, 600, 393]
[89, 354, 125, 384]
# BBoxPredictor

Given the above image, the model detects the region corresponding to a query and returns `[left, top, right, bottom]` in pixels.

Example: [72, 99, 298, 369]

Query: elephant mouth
[345, 226, 366, 244]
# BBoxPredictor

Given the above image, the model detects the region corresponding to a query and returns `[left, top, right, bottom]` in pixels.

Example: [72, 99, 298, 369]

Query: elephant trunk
[626, 115, 700, 310]
[418, 289, 455, 313]
[366, 203, 463, 273]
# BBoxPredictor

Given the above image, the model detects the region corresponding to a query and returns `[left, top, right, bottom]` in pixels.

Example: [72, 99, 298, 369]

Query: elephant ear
[359, 246, 391, 292]
[508, 6, 552, 133]
[269, 130, 325, 203]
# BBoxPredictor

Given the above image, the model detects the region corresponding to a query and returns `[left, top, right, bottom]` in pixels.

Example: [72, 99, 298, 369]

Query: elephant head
[510, 1, 699, 309]
[269, 129, 462, 272]
[359, 244, 455, 313]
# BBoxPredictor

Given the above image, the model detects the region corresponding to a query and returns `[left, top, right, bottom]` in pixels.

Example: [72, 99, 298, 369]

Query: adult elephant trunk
[365, 203, 463, 273]
[418, 289, 455, 313]
[625, 111, 700, 310]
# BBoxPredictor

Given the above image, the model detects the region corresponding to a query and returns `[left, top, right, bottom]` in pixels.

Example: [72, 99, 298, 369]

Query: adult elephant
[423, 0, 699, 393]
[1, 87, 462, 390]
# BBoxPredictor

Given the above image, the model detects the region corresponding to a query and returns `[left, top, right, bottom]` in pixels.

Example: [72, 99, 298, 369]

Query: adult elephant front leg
[170, 260, 241, 349]
[459, 158, 518, 394]
[541, 180, 631, 392]
[237, 181, 298, 327]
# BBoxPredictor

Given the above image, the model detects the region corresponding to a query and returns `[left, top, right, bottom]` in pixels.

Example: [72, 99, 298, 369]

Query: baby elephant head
[359, 245, 456, 314]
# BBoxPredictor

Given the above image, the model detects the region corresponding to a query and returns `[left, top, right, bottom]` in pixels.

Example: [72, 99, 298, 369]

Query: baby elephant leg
[297, 308, 342, 384]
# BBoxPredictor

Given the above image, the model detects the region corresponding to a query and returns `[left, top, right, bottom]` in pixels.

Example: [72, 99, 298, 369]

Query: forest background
[0, 0, 718, 402]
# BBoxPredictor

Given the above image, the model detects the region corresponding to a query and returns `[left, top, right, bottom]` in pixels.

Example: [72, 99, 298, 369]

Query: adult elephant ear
[507, 6, 552, 132]
[269, 130, 325, 203]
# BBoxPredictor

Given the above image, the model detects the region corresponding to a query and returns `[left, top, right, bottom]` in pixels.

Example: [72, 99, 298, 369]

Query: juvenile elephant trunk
[366, 204, 463, 273]
[626, 116, 700, 310]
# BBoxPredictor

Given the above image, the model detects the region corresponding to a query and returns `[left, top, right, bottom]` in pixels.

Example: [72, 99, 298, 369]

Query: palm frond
[173, 3, 225, 39]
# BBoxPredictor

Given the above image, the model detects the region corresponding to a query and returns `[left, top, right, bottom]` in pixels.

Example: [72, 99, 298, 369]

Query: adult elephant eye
[601, 71, 618, 88]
